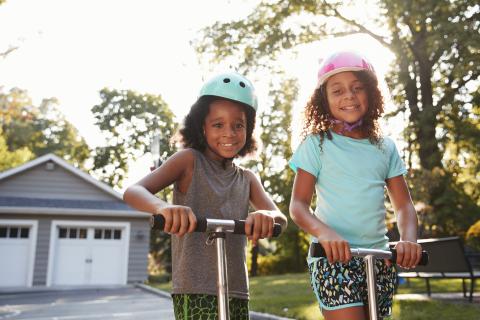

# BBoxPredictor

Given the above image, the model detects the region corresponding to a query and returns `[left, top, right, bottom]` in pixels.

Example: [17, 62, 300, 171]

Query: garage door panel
[53, 242, 90, 285]
[0, 240, 30, 286]
[90, 244, 124, 284]
[0, 221, 37, 288]
[50, 222, 128, 286]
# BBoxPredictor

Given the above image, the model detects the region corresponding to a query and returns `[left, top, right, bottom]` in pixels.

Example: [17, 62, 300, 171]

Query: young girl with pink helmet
[289, 51, 422, 319]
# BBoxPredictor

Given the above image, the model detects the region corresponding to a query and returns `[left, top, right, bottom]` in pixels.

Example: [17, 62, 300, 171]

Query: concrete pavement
[0, 286, 174, 320]
[137, 283, 295, 320]
[0, 285, 294, 320]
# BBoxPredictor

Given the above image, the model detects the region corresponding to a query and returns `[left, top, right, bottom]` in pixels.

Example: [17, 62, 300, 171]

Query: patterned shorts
[172, 293, 249, 320]
[308, 256, 397, 317]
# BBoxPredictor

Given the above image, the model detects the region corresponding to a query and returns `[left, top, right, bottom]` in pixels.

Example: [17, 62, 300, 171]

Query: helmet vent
[223, 78, 231, 83]
[239, 81, 246, 88]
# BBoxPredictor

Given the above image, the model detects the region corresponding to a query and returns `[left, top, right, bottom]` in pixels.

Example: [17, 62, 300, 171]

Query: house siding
[0, 164, 115, 201]
[127, 219, 150, 283]
[33, 218, 51, 285]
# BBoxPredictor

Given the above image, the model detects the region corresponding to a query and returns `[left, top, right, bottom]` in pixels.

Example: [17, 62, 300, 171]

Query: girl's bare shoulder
[164, 148, 195, 173]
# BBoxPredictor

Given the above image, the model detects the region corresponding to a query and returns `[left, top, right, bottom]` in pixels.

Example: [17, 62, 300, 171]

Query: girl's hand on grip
[245, 210, 275, 246]
[394, 240, 422, 269]
[317, 229, 351, 264]
[157, 205, 196, 237]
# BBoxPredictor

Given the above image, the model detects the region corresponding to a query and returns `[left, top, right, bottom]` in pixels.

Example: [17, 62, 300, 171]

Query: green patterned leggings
[172, 293, 249, 320]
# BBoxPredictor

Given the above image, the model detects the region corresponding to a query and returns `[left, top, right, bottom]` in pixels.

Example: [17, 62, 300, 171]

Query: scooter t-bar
[151, 215, 282, 237]
[151, 214, 282, 320]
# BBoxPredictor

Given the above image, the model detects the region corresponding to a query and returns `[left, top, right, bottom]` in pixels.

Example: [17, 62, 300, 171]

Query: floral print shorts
[308, 256, 396, 317]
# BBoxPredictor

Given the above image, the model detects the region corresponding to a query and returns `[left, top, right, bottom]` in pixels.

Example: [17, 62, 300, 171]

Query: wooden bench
[395, 237, 480, 302]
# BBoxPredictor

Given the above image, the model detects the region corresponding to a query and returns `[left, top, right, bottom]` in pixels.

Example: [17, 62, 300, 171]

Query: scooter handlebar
[309, 242, 429, 266]
[390, 248, 429, 266]
[232, 219, 282, 237]
[151, 214, 282, 237]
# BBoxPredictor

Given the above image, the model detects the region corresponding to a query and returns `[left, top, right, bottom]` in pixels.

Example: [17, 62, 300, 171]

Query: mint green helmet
[199, 72, 258, 111]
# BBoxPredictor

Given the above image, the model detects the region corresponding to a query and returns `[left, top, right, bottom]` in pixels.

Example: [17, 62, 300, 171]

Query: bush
[466, 220, 480, 251]
[148, 273, 171, 284]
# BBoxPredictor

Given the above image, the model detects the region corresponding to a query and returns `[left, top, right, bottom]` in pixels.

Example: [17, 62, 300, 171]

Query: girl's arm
[289, 168, 351, 263]
[245, 169, 288, 245]
[123, 149, 196, 236]
[386, 175, 422, 268]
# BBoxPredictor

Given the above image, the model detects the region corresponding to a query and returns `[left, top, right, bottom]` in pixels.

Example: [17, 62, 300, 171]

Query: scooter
[309, 243, 429, 320]
[151, 215, 283, 320]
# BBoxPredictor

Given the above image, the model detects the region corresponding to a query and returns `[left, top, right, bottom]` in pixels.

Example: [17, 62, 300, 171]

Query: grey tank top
[171, 149, 251, 299]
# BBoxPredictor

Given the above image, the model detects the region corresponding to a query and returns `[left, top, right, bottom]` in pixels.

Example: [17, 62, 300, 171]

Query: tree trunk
[415, 47, 442, 170]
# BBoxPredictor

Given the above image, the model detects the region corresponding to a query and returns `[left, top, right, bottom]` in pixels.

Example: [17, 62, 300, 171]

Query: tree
[243, 74, 309, 274]
[91, 88, 177, 188]
[0, 128, 32, 172]
[0, 87, 90, 169]
[196, 0, 480, 236]
[91, 88, 178, 274]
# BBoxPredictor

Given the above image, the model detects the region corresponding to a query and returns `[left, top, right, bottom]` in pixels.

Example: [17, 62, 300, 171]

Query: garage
[0, 219, 38, 287]
[48, 221, 130, 286]
[0, 153, 150, 288]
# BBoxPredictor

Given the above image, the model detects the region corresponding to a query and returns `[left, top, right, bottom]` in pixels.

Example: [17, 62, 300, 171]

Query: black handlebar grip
[151, 214, 165, 230]
[151, 215, 208, 232]
[195, 218, 207, 232]
[233, 220, 244, 234]
[309, 243, 326, 258]
[391, 249, 429, 266]
[233, 220, 282, 237]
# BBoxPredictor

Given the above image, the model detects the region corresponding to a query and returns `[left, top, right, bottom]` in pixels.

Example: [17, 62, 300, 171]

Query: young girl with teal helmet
[124, 72, 287, 319]
[289, 51, 422, 319]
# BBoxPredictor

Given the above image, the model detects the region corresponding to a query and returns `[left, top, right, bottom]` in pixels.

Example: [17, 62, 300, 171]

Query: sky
[0, 0, 397, 190]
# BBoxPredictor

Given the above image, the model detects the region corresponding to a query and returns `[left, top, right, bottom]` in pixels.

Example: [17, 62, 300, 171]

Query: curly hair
[302, 70, 384, 146]
[178, 95, 257, 157]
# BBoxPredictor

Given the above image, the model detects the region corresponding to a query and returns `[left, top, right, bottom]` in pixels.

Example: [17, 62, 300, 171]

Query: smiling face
[325, 71, 369, 125]
[203, 99, 247, 161]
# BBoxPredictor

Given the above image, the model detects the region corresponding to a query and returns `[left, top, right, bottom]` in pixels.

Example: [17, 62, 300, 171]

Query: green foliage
[0, 128, 32, 171]
[466, 220, 480, 251]
[91, 88, 177, 273]
[149, 188, 174, 274]
[91, 88, 177, 187]
[0, 87, 90, 169]
[195, 0, 364, 71]
[407, 168, 480, 237]
[242, 75, 309, 273]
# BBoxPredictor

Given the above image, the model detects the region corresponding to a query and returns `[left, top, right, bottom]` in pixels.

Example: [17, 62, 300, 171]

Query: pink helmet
[316, 51, 376, 88]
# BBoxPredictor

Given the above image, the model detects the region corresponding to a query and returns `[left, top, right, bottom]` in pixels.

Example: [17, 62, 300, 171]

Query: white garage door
[48, 221, 130, 286]
[0, 220, 37, 287]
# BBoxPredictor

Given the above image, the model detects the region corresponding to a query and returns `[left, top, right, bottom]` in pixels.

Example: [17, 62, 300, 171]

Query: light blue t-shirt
[289, 131, 407, 250]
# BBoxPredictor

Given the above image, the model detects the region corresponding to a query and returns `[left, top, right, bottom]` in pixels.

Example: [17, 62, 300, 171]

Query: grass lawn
[150, 273, 479, 320]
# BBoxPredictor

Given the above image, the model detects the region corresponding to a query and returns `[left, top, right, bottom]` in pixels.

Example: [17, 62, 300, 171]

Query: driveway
[0, 286, 174, 320]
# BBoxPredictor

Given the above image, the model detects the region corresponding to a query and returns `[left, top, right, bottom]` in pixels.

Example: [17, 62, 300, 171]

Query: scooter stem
[364, 255, 378, 320]
[213, 229, 229, 320]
